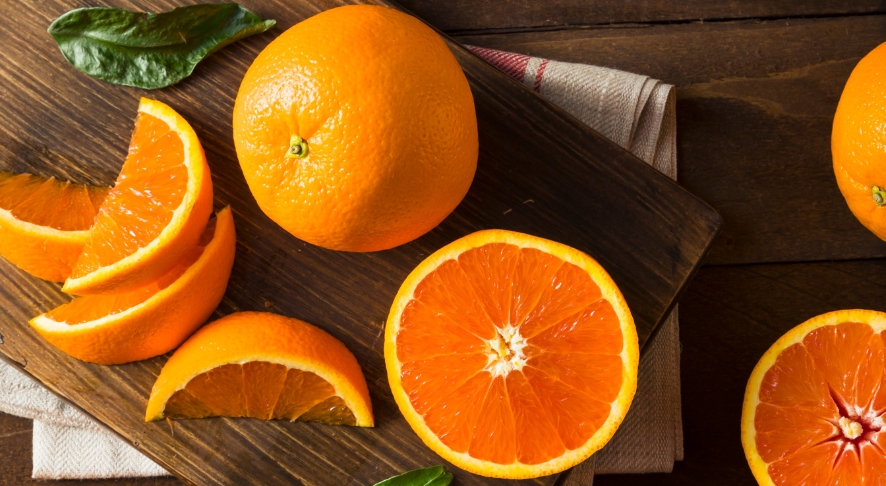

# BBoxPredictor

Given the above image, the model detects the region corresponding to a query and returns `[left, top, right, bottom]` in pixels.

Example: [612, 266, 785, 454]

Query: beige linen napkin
[0, 363, 167, 479]
[0, 46, 681, 482]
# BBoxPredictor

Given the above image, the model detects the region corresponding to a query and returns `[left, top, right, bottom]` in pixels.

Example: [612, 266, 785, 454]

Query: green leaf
[374, 465, 454, 486]
[48, 3, 275, 89]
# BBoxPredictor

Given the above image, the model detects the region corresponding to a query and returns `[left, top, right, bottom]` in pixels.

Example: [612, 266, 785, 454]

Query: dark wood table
[2, 1, 885, 485]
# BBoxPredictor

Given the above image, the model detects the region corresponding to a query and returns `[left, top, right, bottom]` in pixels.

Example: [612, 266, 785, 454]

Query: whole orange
[833, 41, 886, 240]
[233, 5, 478, 252]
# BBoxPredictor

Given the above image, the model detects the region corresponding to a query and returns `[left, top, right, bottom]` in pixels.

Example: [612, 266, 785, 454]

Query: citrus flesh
[833, 41, 886, 240]
[63, 98, 212, 295]
[31, 207, 235, 365]
[742, 309, 886, 485]
[233, 5, 477, 252]
[146, 311, 373, 427]
[385, 230, 638, 479]
[0, 171, 107, 281]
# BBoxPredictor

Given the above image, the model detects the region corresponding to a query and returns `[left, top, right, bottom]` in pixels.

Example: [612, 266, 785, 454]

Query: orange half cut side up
[385, 229, 639, 479]
[743, 309, 886, 486]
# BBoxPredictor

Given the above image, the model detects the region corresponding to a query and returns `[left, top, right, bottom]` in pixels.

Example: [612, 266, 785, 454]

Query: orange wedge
[742, 309, 886, 485]
[62, 98, 213, 295]
[385, 230, 639, 479]
[31, 207, 235, 365]
[145, 311, 373, 427]
[0, 171, 107, 282]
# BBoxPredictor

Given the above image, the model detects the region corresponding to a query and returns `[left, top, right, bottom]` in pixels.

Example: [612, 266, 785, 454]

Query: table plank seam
[445, 11, 886, 37]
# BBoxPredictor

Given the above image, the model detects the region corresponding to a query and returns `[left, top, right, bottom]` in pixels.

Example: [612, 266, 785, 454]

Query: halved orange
[31, 207, 235, 365]
[62, 98, 213, 295]
[742, 309, 886, 485]
[0, 171, 107, 282]
[385, 229, 639, 479]
[145, 311, 373, 427]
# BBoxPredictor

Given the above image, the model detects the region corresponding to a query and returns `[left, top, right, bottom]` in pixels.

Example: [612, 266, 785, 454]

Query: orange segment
[62, 98, 213, 295]
[385, 229, 639, 479]
[505, 371, 565, 464]
[0, 171, 108, 281]
[30, 208, 235, 365]
[742, 310, 886, 485]
[163, 363, 357, 425]
[145, 311, 373, 427]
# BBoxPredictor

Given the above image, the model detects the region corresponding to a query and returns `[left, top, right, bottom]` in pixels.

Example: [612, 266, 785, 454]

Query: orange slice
[0, 171, 107, 282]
[62, 98, 213, 295]
[742, 309, 886, 485]
[31, 207, 235, 365]
[385, 229, 639, 479]
[145, 311, 374, 427]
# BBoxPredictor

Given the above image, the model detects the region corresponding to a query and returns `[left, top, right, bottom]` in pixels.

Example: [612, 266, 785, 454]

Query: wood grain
[398, 0, 886, 33]
[0, 412, 37, 486]
[456, 15, 886, 265]
[0, 0, 720, 485]
[595, 258, 886, 485]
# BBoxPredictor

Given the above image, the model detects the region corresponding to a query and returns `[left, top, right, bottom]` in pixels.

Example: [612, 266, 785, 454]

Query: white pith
[0, 207, 90, 239]
[484, 324, 527, 378]
[838, 416, 864, 440]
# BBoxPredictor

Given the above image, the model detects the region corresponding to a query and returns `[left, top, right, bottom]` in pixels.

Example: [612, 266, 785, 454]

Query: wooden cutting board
[0, 0, 721, 484]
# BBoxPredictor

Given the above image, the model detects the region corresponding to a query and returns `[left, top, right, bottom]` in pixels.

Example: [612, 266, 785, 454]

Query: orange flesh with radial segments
[70, 113, 187, 278]
[396, 243, 625, 465]
[45, 218, 216, 325]
[0, 171, 107, 230]
[163, 362, 357, 425]
[755, 322, 886, 484]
